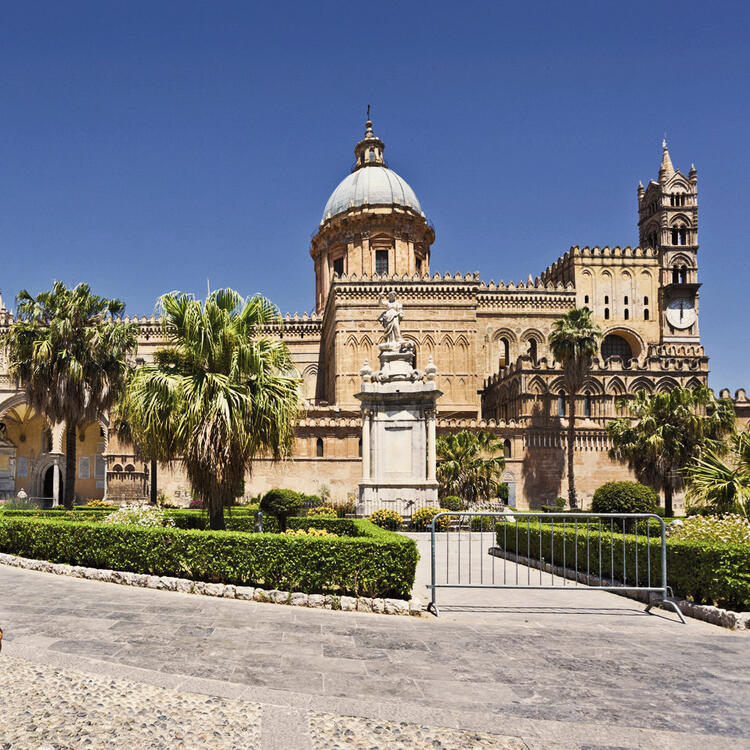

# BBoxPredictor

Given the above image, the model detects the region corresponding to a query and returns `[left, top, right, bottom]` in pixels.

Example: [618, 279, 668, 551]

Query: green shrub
[368, 508, 402, 531]
[411, 506, 448, 531]
[0, 516, 417, 598]
[592, 481, 658, 514]
[332, 498, 357, 518]
[470, 514, 499, 531]
[496, 520, 750, 611]
[496, 482, 509, 502]
[260, 489, 302, 532]
[439, 496, 464, 511]
[287, 517, 362, 537]
[307, 505, 337, 517]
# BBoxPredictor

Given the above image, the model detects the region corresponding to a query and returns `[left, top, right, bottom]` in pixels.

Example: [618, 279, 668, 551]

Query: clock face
[666, 297, 696, 329]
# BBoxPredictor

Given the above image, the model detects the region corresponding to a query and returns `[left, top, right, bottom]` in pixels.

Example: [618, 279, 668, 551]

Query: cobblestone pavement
[1, 564, 748, 749]
[0, 656, 520, 749]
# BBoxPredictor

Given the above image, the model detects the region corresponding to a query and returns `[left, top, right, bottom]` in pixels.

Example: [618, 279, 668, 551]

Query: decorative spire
[659, 138, 675, 180]
[353, 110, 386, 170]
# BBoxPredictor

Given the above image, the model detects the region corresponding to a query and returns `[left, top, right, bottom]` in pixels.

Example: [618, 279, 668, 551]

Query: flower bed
[0, 515, 417, 598]
[496, 520, 750, 611]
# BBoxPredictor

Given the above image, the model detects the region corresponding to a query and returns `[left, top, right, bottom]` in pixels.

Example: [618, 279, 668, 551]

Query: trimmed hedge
[496, 520, 750, 611]
[592, 481, 658, 514]
[0, 516, 417, 598]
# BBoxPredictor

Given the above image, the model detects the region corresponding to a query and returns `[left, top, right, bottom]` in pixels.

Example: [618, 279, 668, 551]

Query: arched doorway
[43, 465, 63, 501]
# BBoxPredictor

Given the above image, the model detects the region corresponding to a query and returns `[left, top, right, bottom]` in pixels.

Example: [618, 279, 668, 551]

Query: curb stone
[0, 552, 421, 617]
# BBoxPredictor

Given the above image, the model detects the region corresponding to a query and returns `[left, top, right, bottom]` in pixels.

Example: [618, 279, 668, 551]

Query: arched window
[557, 392, 565, 417]
[644, 309, 649, 321]
[499, 337, 510, 368]
[604, 308, 610, 320]
[643, 296, 649, 306]
[624, 295, 629, 305]
[604, 295, 609, 304]
[672, 266, 680, 284]
[528, 339, 538, 363]
[316, 438, 324, 457]
[503, 438, 512, 459]
[601, 334, 633, 361]
[584, 294, 589, 305]
[679, 228, 687, 245]
[624, 309, 629, 320]
[358, 438, 362, 457]
[672, 228, 679, 245]
[368, 148, 375, 162]
[679, 265, 687, 284]
[584, 394, 592, 418]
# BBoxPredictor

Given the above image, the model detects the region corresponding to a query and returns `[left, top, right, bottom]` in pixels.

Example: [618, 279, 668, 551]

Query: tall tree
[436, 430, 505, 503]
[607, 386, 736, 516]
[119, 289, 300, 530]
[549, 307, 601, 508]
[3, 282, 138, 508]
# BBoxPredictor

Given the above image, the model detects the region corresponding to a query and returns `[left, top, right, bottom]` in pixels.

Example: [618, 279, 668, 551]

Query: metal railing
[428, 511, 685, 623]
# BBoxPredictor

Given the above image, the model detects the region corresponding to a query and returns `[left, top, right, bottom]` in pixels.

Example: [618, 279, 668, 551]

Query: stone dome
[321, 165, 422, 224]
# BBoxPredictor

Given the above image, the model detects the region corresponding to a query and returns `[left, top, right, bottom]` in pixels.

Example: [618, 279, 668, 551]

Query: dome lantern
[353, 115, 386, 169]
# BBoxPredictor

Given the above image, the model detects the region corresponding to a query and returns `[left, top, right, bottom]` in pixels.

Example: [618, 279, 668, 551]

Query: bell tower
[638, 141, 701, 344]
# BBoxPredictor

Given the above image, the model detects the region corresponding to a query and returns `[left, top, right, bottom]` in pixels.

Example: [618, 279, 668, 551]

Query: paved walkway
[1, 563, 748, 749]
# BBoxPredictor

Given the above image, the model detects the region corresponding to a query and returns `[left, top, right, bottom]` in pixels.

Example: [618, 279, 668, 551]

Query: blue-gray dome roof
[321, 165, 422, 224]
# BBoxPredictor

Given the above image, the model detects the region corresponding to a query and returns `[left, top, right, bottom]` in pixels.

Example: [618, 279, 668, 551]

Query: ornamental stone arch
[628, 377, 654, 394]
[521, 328, 544, 362]
[601, 327, 645, 361]
[301, 364, 318, 401]
[668, 212, 692, 228]
[606, 376, 626, 396]
[580, 378, 605, 396]
[684, 376, 705, 391]
[526, 375, 547, 396]
[491, 328, 516, 370]
[454, 335, 470, 373]
[655, 377, 680, 393]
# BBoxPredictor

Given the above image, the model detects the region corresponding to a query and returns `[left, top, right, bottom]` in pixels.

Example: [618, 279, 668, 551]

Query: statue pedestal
[355, 344, 441, 518]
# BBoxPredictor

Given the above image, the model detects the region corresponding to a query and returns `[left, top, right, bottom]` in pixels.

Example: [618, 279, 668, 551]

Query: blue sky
[1, 1, 748, 391]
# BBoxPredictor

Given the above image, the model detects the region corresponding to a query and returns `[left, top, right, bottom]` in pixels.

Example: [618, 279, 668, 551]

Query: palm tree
[549, 307, 602, 508]
[3, 282, 138, 508]
[684, 429, 750, 516]
[119, 289, 300, 530]
[436, 430, 505, 503]
[607, 386, 736, 516]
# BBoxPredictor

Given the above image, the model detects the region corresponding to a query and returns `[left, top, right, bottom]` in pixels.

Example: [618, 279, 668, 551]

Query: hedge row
[0, 516, 417, 598]
[496, 521, 750, 611]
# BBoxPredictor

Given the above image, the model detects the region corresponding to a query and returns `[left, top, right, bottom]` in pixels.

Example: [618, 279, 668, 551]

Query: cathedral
[0, 119, 746, 509]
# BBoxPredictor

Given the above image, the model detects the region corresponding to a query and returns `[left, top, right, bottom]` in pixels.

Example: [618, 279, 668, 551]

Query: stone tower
[310, 118, 435, 313]
[638, 141, 701, 344]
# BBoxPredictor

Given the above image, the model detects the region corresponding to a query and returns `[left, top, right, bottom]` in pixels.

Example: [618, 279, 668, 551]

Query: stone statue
[378, 291, 403, 344]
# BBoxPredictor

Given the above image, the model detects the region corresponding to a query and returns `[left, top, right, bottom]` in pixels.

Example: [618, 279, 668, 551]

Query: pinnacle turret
[659, 139, 675, 181]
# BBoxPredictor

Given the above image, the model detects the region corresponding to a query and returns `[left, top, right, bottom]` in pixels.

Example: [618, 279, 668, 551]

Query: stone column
[427, 408, 437, 482]
[362, 410, 371, 481]
[52, 459, 60, 507]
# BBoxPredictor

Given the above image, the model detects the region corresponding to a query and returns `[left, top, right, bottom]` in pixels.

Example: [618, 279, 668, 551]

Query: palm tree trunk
[64, 425, 77, 509]
[567, 391, 577, 508]
[208, 497, 226, 531]
[150, 460, 157, 504]
[664, 482, 673, 518]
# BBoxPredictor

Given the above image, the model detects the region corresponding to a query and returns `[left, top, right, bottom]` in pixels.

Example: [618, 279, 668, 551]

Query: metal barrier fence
[428, 511, 685, 623]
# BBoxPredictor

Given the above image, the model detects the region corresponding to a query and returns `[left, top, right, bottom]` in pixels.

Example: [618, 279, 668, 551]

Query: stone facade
[0, 122, 744, 510]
